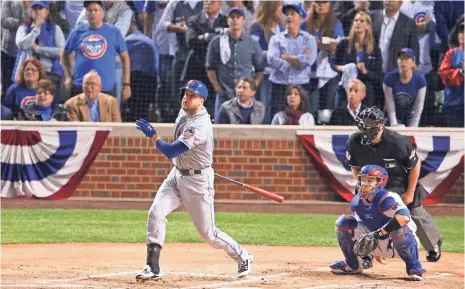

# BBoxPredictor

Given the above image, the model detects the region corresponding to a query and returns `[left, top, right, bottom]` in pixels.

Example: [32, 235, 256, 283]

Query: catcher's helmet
[356, 107, 386, 145]
[357, 165, 388, 200]
[180, 80, 208, 100]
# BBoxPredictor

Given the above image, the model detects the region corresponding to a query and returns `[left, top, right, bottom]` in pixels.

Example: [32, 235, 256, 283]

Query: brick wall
[73, 125, 464, 204]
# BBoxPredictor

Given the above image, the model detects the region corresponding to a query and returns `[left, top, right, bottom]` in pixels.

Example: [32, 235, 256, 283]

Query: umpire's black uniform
[346, 129, 442, 260]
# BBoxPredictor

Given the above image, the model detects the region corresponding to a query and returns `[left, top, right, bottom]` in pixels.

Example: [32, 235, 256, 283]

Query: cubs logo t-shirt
[65, 23, 127, 91]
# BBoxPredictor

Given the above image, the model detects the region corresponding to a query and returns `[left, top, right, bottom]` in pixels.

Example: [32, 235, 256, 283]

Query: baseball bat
[214, 173, 284, 203]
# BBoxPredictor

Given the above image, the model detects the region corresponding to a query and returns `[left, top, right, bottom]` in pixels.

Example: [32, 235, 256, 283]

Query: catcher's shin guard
[390, 226, 425, 276]
[335, 215, 360, 270]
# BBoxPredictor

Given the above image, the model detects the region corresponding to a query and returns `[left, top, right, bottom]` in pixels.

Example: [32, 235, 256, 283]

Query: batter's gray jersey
[172, 108, 213, 170]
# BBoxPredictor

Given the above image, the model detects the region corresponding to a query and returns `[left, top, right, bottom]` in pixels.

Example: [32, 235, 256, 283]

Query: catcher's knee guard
[390, 226, 425, 275]
[335, 215, 360, 270]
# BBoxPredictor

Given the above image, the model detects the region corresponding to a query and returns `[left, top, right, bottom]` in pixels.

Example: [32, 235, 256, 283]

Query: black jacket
[329, 104, 367, 126]
[370, 10, 419, 73]
[16, 102, 67, 121]
[183, 12, 228, 82]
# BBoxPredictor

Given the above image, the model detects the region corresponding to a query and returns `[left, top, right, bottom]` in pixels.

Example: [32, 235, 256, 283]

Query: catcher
[330, 165, 426, 281]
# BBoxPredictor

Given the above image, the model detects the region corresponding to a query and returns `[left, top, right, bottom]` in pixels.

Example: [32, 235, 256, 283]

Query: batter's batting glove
[136, 119, 157, 138]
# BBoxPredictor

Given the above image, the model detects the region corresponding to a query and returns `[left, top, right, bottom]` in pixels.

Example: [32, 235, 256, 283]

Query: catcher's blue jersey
[350, 190, 411, 232]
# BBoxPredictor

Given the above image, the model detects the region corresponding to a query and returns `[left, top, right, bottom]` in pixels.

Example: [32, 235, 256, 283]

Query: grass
[1, 209, 463, 253]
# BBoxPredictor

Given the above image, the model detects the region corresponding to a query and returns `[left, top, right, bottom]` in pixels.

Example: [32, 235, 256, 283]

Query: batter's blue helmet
[180, 80, 208, 100]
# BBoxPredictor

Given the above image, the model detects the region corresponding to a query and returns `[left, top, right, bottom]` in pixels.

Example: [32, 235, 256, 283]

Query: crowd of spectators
[1, 0, 463, 127]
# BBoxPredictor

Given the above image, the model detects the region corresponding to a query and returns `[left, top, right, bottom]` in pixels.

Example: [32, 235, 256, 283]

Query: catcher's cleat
[409, 273, 423, 281]
[237, 254, 253, 278]
[330, 261, 363, 275]
[135, 265, 163, 282]
[426, 236, 442, 262]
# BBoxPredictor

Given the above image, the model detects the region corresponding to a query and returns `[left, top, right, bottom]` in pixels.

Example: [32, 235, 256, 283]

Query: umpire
[346, 107, 442, 262]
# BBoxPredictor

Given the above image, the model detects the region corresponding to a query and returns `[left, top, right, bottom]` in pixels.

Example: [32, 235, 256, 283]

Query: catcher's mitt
[353, 230, 382, 256]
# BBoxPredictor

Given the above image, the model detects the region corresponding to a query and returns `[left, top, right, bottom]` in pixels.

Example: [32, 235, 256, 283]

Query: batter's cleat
[237, 254, 253, 278]
[135, 265, 163, 282]
[330, 261, 363, 275]
[426, 236, 442, 262]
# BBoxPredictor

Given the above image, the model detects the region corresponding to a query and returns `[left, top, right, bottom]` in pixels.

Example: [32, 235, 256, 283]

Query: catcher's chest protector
[351, 191, 392, 235]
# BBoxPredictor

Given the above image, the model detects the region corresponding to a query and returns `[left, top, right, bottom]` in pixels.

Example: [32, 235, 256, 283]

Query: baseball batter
[135, 80, 253, 281]
[330, 165, 425, 281]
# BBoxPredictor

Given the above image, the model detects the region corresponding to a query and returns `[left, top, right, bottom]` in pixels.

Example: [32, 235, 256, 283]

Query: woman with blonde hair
[271, 85, 315, 125]
[250, 1, 284, 124]
[332, 11, 382, 107]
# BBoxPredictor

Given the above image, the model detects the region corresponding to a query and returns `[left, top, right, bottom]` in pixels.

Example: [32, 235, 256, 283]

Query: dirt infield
[2, 243, 463, 289]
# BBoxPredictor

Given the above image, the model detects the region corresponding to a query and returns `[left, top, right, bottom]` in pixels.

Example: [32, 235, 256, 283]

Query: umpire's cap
[180, 80, 208, 100]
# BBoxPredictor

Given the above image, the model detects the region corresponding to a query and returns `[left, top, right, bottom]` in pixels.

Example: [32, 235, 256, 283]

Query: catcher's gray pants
[146, 167, 249, 264]
[410, 206, 441, 251]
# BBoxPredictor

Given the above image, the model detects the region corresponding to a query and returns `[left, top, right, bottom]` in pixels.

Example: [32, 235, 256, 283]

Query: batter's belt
[176, 166, 211, 176]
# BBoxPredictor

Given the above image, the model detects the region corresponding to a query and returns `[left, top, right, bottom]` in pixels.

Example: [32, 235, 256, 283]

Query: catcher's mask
[356, 107, 386, 145]
[357, 165, 388, 200]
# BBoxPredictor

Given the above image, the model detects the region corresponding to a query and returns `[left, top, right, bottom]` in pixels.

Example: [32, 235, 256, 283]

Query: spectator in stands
[4, 58, 47, 113]
[60, 1, 84, 35]
[383, 48, 426, 127]
[123, 18, 158, 122]
[220, 0, 258, 34]
[159, 0, 203, 121]
[250, 1, 284, 124]
[16, 79, 66, 121]
[185, 0, 228, 119]
[151, 1, 177, 123]
[1, 105, 13, 120]
[434, 1, 464, 53]
[271, 85, 314, 126]
[438, 23, 464, 128]
[301, 1, 344, 117]
[267, 4, 316, 121]
[448, 16, 464, 50]
[61, 1, 131, 103]
[332, 11, 382, 107]
[75, 0, 133, 106]
[400, 0, 441, 126]
[13, 1, 65, 81]
[1, 84, 13, 120]
[206, 7, 264, 119]
[400, 0, 436, 76]
[65, 70, 121, 122]
[1, 1, 31, 96]
[329, 79, 367, 126]
[216, 77, 265, 124]
[333, 0, 383, 35]
[370, 0, 419, 75]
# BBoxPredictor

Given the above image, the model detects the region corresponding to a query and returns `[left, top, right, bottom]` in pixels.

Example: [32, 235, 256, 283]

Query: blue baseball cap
[227, 7, 246, 17]
[181, 80, 208, 100]
[397, 48, 416, 60]
[282, 4, 306, 17]
[31, 1, 49, 9]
